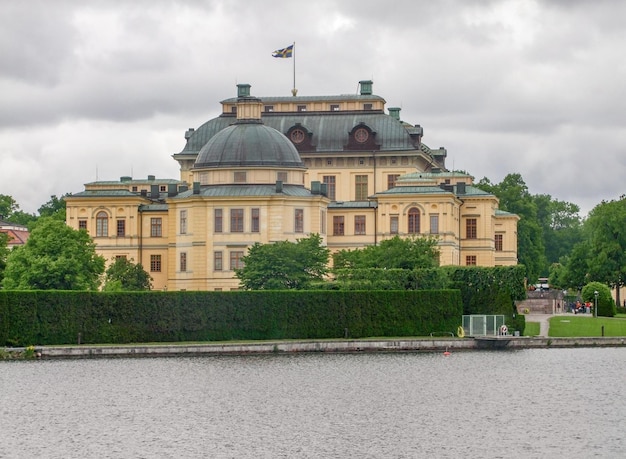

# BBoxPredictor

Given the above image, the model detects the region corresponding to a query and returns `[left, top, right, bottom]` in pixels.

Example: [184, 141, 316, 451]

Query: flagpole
[291, 42, 297, 96]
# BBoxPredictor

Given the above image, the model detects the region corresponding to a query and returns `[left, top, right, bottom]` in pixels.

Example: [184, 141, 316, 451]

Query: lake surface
[1, 348, 625, 458]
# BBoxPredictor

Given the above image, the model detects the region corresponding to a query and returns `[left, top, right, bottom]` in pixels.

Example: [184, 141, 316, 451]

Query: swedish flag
[272, 44, 293, 58]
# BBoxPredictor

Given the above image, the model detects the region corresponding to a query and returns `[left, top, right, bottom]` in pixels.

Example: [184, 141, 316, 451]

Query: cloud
[0, 0, 624, 217]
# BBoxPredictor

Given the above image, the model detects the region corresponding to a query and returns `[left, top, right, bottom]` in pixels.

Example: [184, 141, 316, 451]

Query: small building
[0, 219, 30, 249]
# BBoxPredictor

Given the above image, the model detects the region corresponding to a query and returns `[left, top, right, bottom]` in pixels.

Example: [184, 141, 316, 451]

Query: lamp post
[594, 290, 599, 318]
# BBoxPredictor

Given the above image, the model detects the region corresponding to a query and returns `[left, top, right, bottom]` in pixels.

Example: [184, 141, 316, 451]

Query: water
[1, 348, 625, 458]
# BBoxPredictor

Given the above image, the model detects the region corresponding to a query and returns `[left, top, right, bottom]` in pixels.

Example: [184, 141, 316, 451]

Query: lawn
[549, 316, 626, 337]
[524, 322, 540, 337]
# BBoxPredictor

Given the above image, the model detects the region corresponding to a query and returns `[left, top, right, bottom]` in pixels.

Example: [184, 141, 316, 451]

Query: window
[151, 218, 162, 237]
[495, 234, 503, 251]
[116, 219, 126, 237]
[277, 171, 288, 183]
[230, 251, 244, 270]
[160, 185, 166, 192]
[390, 215, 399, 234]
[326, 159, 333, 166]
[231, 106, 237, 114]
[115, 255, 127, 260]
[78, 219, 87, 230]
[132, 186, 138, 192]
[180, 210, 187, 234]
[96, 211, 108, 237]
[251, 208, 260, 233]
[333, 216, 344, 236]
[150, 254, 162, 272]
[297, 105, 307, 112]
[466, 218, 477, 239]
[387, 174, 400, 190]
[230, 209, 244, 232]
[214, 251, 223, 271]
[363, 103, 373, 110]
[180, 252, 187, 272]
[355, 175, 368, 200]
[234, 171, 247, 183]
[323, 176, 336, 201]
[354, 215, 366, 235]
[320, 210, 326, 235]
[294, 209, 304, 233]
[215, 209, 223, 233]
[264, 105, 274, 112]
[430, 215, 439, 234]
[408, 207, 420, 234]
[466, 255, 477, 266]
[330, 104, 339, 111]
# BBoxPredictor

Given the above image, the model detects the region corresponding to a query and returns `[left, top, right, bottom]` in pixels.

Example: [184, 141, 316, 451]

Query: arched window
[96, 211, 108, 237]
[408, 207, 420, 234]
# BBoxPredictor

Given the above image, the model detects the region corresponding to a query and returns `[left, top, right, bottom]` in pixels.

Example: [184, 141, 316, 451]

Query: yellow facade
[66, 80, 518, 291]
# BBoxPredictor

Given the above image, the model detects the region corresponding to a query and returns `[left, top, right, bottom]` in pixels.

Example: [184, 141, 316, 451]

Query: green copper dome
[193, 120, 304, 169]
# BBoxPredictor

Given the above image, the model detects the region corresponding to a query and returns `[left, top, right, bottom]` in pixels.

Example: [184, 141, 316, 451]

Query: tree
[0, 194, 36, 227]
[38, 194, 69, 222]
[2, 218, 105, 290]
[0, 232, 9, 285]
[333, 235, 440, 270]
[103, 257, 152, 291]
[584, 196, 626, 307]
[534, 194, 583, 267]
[235, 234, 329, 290]
[476, 174, 546, 280]
[582, 282, 616, 317]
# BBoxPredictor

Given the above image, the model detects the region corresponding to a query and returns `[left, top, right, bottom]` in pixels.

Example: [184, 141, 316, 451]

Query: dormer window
[297, 105, 307, 112]
[363, 103, 373, 110]
[264, 105, 274, 112]
[330, 104, 339, 111]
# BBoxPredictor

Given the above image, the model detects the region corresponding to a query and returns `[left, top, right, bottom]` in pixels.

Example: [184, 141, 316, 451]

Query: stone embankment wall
[15, 336, 626, 359]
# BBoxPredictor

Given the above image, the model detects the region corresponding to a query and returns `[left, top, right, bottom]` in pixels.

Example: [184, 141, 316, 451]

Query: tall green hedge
[0, 290, 462, 346]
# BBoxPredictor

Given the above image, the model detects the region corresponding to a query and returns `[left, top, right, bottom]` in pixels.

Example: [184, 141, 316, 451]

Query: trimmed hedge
[0, 290, 462, 346]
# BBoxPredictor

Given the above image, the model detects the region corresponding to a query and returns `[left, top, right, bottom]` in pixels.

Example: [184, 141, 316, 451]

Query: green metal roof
[373, 185, 493, 197]
[328, 201, 377, 209]
[221, 94, 386, 104]
[176, 112, 421, 156]
[69, 190, 141, 198]
[172, 184, 323, 199]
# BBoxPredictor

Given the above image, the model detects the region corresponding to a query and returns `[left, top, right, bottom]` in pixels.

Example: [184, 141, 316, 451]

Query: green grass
[549, 316, 626, 337]
[524, 322, 541, 336]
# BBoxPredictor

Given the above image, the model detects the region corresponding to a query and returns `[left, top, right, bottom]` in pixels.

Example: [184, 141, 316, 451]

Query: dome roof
[194, 120, 304, 169]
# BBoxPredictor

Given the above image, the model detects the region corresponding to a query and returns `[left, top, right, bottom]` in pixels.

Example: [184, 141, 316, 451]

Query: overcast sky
[1, 0, 624, 216]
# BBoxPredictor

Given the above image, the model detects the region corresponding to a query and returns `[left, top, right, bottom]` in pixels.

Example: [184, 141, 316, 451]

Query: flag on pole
[272, 44, 294, 58]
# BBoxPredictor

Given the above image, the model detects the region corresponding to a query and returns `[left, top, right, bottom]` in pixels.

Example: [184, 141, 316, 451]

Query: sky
[1, 0, 625, 216]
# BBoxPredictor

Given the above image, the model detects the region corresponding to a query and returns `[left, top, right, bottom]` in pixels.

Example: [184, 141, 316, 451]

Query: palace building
[65, 80, 518, 290]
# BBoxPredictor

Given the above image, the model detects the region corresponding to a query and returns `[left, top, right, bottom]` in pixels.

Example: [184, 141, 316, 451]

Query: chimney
[320, 183, 328, 197]
[184, 128, 195, 140]
[150, 185, 159, 198]
[167, 184, 177, 197]
[148, 175, 156, 181]
[359, 80, 373, 95]
[237, 83, 251, 98]
[388, 107, 401, 121]
[456, 182, 466, 195]
[192, 182, 201, 195]
[311, 181, 321, 195]
[276, 180, 283, 193]
[140, 190, 147, 197]
[120, 176, 132, 182]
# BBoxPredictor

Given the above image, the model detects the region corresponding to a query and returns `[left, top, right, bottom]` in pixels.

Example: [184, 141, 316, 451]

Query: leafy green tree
[534, 194, 583, 266]
[2, 218, 105, 290]
[0, 232, 9, 285]
[333, 235, 440, 270]
[560, 240, 592, 291]
[582, 281, 616, 317]
[584, 196, 626, 307]
[235, 234, 329, 290]
[0, 194, 36, 227]
[103, 257, 152, 291]
[476, 174, 546, 280]
[38, 194, 69, 222]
